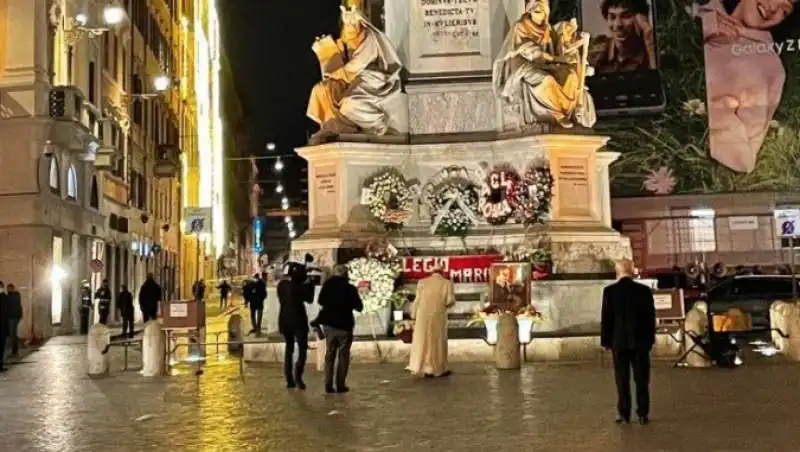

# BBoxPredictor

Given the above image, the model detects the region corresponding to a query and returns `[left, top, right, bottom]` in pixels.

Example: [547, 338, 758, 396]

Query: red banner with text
[401, 255, 503, 284]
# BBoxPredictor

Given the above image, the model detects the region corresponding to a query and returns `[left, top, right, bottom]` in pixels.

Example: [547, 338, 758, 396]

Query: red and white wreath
[480, 168, 521, 225]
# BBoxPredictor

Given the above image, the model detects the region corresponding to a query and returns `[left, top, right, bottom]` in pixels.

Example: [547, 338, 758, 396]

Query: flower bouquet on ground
[393, 320, 414, 344]
[516, 305, 544, 322]
[467, 304, 501, 326]
[389, 288, 413, 321]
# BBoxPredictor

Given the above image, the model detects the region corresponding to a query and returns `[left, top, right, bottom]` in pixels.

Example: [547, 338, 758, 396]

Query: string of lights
[267, 142, 296, 239]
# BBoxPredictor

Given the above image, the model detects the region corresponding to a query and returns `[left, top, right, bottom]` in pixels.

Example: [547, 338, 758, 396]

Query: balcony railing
[154, 144, 181, 178]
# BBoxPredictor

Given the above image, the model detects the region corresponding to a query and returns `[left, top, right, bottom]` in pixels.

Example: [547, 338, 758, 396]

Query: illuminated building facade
[180, 0, 225, 289]
[0, 0, 226, 338]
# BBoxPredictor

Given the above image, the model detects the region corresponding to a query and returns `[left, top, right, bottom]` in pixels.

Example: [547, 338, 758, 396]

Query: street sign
[184, 207, 213, 234]
[775, 208, 800, 237]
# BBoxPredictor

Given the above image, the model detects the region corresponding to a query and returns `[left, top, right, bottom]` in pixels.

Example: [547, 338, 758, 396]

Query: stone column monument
[293, 0, 631, 341]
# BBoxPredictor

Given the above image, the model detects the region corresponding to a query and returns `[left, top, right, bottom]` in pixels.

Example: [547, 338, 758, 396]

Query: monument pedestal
[291, 133, 632, 341]
[292, 132, 627, 262]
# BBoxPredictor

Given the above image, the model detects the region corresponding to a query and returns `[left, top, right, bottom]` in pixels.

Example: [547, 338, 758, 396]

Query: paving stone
[1, 336, 799, 451]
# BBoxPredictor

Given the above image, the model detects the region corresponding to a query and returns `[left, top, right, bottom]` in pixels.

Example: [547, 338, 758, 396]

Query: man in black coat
[6, 284, 22, 357]
[117, 285, 135, 338]
[139, 274, 162, 322]
[277, 265, 314, 390]
[601, 258, 656, 425]
[313, 265, 363, 394]
[249, 274, 267, 336]
[95, 280, 112, 325]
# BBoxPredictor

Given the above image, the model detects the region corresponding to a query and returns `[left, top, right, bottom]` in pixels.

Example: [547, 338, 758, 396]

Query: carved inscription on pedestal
[555, 157, 592, 219]
[312, 164, 339, 228]
[420, 0, 480, 56]
[409, 0, 490, 73]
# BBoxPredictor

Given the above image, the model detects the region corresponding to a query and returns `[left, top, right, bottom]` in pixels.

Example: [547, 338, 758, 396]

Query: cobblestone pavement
[2, 337, 800, 452]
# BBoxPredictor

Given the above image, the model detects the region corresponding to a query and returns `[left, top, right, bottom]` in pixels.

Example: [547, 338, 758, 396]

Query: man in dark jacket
[192, 279, 206, 302]
[79, 281, 93, 334]
[314, 265, 363, 394]
[95, 280, 112, 325]
[6, 284, 22, 357]
[117, 285, 135, 338]
[601, 259, 656, 425]
[277, 265, 314, 389]
[217, 280, 232, 309]
[249, 274, 267, 336]
[139, 274, 162, 322]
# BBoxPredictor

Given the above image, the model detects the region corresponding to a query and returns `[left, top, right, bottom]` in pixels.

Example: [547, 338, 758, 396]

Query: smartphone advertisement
[580, 0, 666, 114]
[571, 0, 800, 197]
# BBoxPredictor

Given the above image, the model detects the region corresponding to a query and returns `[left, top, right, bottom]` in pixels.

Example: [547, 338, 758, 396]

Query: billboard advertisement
[553, 0, 800, 195]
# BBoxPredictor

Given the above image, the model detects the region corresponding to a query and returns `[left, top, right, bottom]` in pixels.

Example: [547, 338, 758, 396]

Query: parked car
[702, 275, 800, 332]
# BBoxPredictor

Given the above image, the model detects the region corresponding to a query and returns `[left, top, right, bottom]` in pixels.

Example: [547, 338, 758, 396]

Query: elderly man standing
[407, 266, 455, 378]
[601, 258, 656, 425]
[314, 265, 363, 394]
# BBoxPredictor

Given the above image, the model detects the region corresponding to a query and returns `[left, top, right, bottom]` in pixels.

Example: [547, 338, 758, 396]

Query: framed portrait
[488, 262, 532, 310]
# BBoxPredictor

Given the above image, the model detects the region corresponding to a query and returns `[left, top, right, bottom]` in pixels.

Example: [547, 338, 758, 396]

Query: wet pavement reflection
[2, 336, 800, 451]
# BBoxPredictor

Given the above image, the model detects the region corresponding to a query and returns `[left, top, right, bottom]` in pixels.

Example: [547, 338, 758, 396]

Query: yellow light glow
[210, 0, 225, 258]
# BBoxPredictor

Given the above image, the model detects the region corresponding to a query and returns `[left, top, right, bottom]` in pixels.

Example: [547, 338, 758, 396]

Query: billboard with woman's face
[549, 0, 800, 195]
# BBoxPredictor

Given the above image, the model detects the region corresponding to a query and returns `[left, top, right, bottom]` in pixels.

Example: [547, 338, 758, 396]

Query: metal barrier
[108, 339, 143, 372]
[165, 339, 278, 379]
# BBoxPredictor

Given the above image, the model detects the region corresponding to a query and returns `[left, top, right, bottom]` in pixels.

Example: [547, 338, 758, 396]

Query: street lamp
[284, 216, 291, 223]
[74, 12, 89, 26]
[266, 142, 276, 152]
[275, 184, 284, 194]
[289, 230, 297, 239]
[102, 1, 126, 26]
[153, 74, 172, 92]
[274, 158, 284, 172]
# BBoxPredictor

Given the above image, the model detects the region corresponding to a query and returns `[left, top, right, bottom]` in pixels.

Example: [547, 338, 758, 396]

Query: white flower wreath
[365, 169, 413, 230]
[430, 182, 480, 237]
[346, 257, 401, 314]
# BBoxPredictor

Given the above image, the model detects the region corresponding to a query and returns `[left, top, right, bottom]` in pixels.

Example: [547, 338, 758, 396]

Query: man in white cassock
[407, 266, 455, 378]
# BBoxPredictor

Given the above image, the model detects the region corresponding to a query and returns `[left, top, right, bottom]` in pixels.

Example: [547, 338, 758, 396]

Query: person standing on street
[277, 264, 314, 390]
[0, 282, 8, 371]
[407, 265, 456, 378]
[6, 284, 22, 357]
[117, 285, 135, 339]
[601, 258, 656, 426]
[217, 280, 232, 310]
[249, 274, 267, 336]
[314, 265, 362, 394]
[192, 279, 207, 303]
[94, 280, 112, 325]
[139, 274, 162, 322]
[79, 281, 93, 334]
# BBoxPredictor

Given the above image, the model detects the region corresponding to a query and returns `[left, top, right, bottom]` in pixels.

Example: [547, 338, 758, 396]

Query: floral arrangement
[502, 235, 553, 280]
[365, 237, 399, 264]
[346, 257, 401, 313]
[468, 303, 544, 326]
[430, 181, 480, 237]
[364, 168, 413, 230]
[517, 166, 554, 225]
[479, 168, 521, 225]
[393, 320, 414, 335]
[389, 288, 413, 310]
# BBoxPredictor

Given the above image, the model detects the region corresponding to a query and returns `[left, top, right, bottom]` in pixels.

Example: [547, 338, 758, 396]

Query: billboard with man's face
[548, 0, 800, 195]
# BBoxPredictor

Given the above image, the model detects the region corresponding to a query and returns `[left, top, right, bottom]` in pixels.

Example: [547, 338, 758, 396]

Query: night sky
[218, 0, 341, 157]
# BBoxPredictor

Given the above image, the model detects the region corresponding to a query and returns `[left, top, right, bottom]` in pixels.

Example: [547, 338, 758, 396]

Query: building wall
[612, 192, 800, 273]
[0, 0, 111, 338]
[0, 0, 210, 337]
